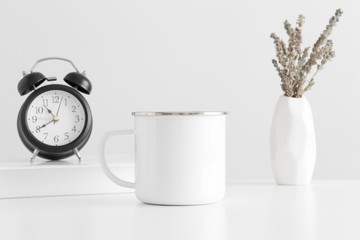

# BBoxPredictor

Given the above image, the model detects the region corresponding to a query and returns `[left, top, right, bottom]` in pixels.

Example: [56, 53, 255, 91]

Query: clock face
[26, 90, 86, 146]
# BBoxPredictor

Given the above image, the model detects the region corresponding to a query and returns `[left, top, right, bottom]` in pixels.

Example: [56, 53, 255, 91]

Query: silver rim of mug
[132, 111, 229, 116]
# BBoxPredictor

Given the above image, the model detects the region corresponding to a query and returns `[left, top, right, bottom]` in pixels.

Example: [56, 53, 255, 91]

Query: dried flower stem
[271, 9, 342, 98]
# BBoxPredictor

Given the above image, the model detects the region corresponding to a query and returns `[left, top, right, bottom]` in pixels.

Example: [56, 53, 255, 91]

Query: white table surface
[1, 180, 359, 240]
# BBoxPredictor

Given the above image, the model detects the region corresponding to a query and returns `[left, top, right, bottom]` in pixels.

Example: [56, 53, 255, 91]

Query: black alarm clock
[17, 57, 93, 162]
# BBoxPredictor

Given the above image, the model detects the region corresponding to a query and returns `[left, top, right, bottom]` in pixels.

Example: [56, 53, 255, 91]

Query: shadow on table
[134, 201, 227, 240]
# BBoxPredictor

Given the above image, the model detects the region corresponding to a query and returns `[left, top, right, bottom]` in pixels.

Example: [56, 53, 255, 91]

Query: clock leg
[74, 148, 82, 163]
[30, 149, 39, 164]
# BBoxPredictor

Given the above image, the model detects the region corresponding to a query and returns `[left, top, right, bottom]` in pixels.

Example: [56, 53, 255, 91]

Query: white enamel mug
[99, 111, 228, 205]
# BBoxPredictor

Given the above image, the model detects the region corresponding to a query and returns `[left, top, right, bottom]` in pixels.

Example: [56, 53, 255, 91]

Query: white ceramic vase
[270, 95, 316, 185]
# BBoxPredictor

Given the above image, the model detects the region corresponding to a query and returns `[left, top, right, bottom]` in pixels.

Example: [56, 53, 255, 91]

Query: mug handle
[99, 130, 135, 188]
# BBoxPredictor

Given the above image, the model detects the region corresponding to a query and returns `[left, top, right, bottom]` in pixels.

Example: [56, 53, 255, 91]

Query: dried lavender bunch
[271, 9, 342, 98]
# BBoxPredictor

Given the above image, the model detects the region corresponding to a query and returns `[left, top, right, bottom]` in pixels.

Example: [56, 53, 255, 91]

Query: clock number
[31, 116, 37, 123]
[52, 96, 60, 103]
[43, 132, 48, 140]
[42, 99, 48, 106]
[72, 126, 76, 132]
[64, 132, 69, 140]
[36, 126, 41, 133]
[54, 135, 59, 143]
[64, 98, 68, 106]
[71, 106, 76, 113]
[75, 115, 80, 123]
[35, 107, 43, 114]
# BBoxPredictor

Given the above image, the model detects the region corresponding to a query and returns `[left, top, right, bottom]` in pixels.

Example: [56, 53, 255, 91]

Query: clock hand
[53, 96, 63, 124]
[39, 119, 55, 129]
[43, 105, 55, 117]
[56, 96, 63, 116]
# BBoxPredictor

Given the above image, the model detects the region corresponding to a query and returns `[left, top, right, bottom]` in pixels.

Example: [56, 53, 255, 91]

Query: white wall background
[0, 0, 358, 179]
